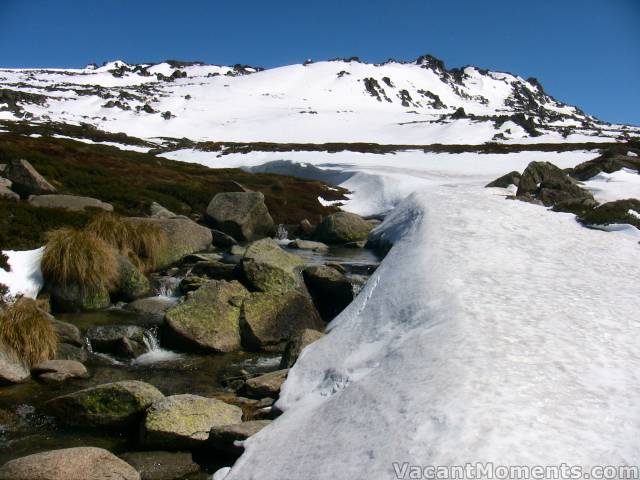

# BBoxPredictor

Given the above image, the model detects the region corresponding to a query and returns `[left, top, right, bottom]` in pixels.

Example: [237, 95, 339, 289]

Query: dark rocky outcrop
[314, 212, 373, 244]
[211, 229, 238, 247]
[485, 171, 521, 188]
[303, 265, 354, 322]
[241, 291, 324, 352]
[3, 158, 56, 197]
[0, 447, 140, 480]
[578, 199, 640, 230]
[569, 153, 640, 181]
[164, 280, 249, 353]
[206, 192, 275, 241]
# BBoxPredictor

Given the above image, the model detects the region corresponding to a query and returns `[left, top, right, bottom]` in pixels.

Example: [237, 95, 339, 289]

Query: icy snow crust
[163, 148, 640, 479]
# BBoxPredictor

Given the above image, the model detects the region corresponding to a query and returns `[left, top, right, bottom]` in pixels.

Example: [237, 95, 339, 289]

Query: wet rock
[141, 394, 243, 449]
[86, 325, 147, 358]
[3, 158, 56, 197]
[485, 171, 521, 188]
[190, 260, 238, 281]
[0, 447, 140, 480]
[125, 297, 176, 317]
[241, 291, 323, 352]
[344, 240, 367, 248]
[126, 217, 212, 269]
[116, 256, 151, 302]
[178, 275, 210, 293]
[52, 319, 84, 347]
[181, 252, 223, 264]
[206, 192, 275, 241]
[32, 359, 88, 383]
[48, 283, 111, 313]
[241, 238, 305, 293]
[280, 329, 325, 368]
[314, 211, 373, 244]
[303, 265, 354, 322]
[0, 344, 29, 385]
[27, 194, 113, 212]
[45, 380, 164, 428]
[212, 229, 238, 247]
[55, 343, 89, 362]
[244, 369, 288, 398]
[288, 239, 329, 252]
[229, 245, 246, 257]
[299, 218, 315, 236]
[164, 280, 249, 353]
[119, 451, 199, 480]
[208, 420, 272, 454]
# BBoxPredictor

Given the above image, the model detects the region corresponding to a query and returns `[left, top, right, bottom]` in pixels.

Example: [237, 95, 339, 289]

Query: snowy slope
[1, 56, 638, 145]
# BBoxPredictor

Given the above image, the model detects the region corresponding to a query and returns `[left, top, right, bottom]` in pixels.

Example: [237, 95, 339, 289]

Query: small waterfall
[133, 327, 182, 365]
[154, 276, 182, 298]
[275, 224, 290, 245]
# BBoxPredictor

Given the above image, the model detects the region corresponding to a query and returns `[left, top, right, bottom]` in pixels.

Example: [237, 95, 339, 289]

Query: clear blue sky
[1, 0, 638, 125]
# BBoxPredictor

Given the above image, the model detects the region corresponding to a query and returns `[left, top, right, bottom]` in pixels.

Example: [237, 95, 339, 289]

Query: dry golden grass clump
[0, 297, 58, 367]
[41, 227, 119, 294]
[86, 213, 167, 271]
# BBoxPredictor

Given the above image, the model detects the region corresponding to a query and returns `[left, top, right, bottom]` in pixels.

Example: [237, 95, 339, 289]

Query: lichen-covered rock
[86, 325, 147, 358]
[150, 201, 177, 219]
[280, 329, 325, 368]
[45, 380, 164, 428]
[303, 265, 354, 322]
[118, 451, 199, 480]
[3, 158, 56, 196]
[241, 291, 324, 352]
[244, 369, 288, 398]
[314, 211, 373, 244]
[207, 420, 271, 454]
[241, 238, 305, 294]
[27, 194, 113, 212]
[206, 192, 275, 241]
[164, 280, 249, 352]
[141, 394, 243, 449]
[0, 447, 140, 480]
[125, 296, 176, 316]
[178, 275, 210, 293]
[126, 217, 212, 269]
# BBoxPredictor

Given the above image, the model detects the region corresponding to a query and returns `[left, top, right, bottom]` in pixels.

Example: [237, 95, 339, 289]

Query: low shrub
[41, 227, 119, 294]
[0, 297, 58, 367]
[86, 213, 167, 271]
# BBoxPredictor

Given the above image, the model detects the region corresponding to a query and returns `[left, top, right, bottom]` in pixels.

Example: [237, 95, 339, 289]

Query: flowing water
[0, 244, 380, 474]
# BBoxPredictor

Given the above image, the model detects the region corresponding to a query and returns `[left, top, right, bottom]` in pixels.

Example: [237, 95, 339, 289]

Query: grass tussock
[0, 297, 58, 367]
[41, 227, 119, 293]
[86, 213, 167, 271]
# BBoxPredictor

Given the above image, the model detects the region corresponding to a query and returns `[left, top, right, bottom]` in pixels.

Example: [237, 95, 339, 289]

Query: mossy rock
[241, 291, 324, 352]
[164, 280, 249, 353]
[241, 238, 305, 293]
[141, 394, 243, 449]
[44, 380, 164, 428]
[313, 212, 373, 244]
[48, 283, 111, 313]
[115, 256, 150, 302]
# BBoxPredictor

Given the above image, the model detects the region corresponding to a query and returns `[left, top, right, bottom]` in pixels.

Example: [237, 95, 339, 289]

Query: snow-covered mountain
[1, 56, 638, 146]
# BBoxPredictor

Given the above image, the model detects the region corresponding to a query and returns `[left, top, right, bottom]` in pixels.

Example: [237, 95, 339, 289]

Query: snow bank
[223, 172, 640, 478]
[582, 168, 640, 203]
[0, 248, 44, 299]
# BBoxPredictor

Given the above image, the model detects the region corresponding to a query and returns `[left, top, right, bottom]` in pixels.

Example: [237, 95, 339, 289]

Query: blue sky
[0, 0, 638, 125]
